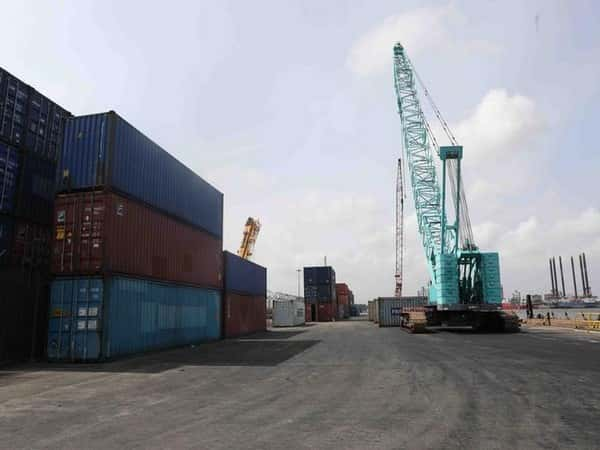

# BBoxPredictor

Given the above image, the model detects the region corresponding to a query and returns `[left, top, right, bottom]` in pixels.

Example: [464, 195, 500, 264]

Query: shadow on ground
[238, 330, 307, 340]
[0, 338, 321, 377]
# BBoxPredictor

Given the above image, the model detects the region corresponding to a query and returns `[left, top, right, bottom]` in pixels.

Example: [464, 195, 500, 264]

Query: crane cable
[409, 59, 476, 250]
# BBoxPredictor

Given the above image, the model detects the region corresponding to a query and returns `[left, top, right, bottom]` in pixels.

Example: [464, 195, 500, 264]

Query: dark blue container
[58, 112, 223, 238]
[0, 67, 71, 161]
[47, 275, 222, 361]
[303, 266, 336, 285]
[303, 266, 336, 302]
[223, 251, 267, 297]
[15, 151, 56, 225]
[0, 215, 13, 265]
[0, 142, 19, 214]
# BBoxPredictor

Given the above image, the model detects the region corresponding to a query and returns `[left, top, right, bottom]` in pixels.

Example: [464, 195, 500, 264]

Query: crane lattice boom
[238, 217, 261, 260]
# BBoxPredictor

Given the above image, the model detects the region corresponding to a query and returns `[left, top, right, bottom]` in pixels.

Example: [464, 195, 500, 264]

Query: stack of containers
[222, 251, 267, 338]
[48, 111, 224, 361]
[335, 283, 351, 319]
[0, 67, 71, 363]
[303, 266, 337, 322]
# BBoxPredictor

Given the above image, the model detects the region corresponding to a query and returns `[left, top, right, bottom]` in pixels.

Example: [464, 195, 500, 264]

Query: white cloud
[346, 4, 501, 77]
[453, 89, 544, 162]
[471, 209, 600, 296]
[347, 5, 459, 76]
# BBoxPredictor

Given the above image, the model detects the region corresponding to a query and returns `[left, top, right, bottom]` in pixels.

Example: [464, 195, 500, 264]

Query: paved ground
[1, 320, 600, 449]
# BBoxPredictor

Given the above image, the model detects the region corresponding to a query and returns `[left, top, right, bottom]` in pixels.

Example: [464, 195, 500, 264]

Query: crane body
[392, 43, 518, 331]
[238, 217, 261, 260]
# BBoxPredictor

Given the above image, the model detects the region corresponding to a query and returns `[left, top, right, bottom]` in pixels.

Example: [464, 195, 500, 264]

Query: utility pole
[297, 269, 301, 298]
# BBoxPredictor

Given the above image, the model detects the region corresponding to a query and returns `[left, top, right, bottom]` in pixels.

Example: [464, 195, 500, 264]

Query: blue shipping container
[304, 266, 336, 286]
[58, 112, 224, 238]
[0, 67, 71, 160]
[0, 142, 19, 214]
[47, 276, 221, 361]
[223, 251, 267, 297]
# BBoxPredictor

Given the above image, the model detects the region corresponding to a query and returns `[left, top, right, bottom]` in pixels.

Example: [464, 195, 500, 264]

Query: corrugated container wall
[52, 191, 223, 288]
[303, 266, 336, 302]
[272, 299, 305, 327]
[222, 293, 266, 338]
[377, 297, 428, 327]
[223, 251, 266, 296]
[47, 276, 221, 361]
[0, 67, 71, 160]
[0, 142, 19, 214]
[58, 112, 223, 238]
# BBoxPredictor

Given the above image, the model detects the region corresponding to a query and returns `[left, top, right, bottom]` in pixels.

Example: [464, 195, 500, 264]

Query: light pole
[297, 269, 301, 298]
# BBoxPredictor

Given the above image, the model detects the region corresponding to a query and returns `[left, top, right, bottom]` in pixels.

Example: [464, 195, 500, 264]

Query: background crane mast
[395, 158, 405, 297]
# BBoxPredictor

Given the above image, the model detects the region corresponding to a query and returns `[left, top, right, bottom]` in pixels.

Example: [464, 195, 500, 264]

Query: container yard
[2, 3, 600, 449]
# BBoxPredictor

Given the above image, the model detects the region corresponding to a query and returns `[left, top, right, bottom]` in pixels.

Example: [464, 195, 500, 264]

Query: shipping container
[14, 150, 56, 224]
[47, 275, 221, 361]
[304, 301, 336, 322]
[0, 267, 50, 363]
[222, 292, 266, 338]
[368, 301, 375, 321]
[0, 215, 13, 265]
[377, 297, 428, 327]
[0, 216, 52, 267]
[11, 220, 52, 267]
[304, 266, 336, 285]
[0, 141, 19, 214]
[0, 67, 71, 160]
[272, 299, 305, 327]
[51, 190, 223, 288]
[223, 251, 266, 297]
[58, 112, 223, 238]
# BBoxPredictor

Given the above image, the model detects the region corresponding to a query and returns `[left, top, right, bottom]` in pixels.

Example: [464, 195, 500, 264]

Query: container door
[71, 278, 103, 360]
[48, 279, 76, 360]
[48, 278, 103, 361]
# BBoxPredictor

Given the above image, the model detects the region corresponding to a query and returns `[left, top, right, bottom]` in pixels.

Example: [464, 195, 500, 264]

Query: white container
[272, 299, 305, 327]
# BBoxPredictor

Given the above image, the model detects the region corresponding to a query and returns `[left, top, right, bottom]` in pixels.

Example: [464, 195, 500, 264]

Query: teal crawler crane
[393, 43, 519, 332]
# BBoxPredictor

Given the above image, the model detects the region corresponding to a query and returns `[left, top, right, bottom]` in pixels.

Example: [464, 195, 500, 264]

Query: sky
[4, 0, 600, 302]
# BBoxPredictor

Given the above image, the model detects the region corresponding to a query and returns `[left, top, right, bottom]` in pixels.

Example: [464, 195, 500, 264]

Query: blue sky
[4, 0, 600, 301]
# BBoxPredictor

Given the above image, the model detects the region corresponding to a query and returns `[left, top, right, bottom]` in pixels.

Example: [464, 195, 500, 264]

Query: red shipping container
[52, 190, 223, 288]
[223, 292, 266, 338]
[11, 220, 52, 267]
[336, 283, 349, 296]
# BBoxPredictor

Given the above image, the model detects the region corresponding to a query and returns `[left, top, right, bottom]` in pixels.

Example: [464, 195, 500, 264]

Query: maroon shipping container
[52, 190, 223, 288]
[305, 302, 336, 322]
[222, 292, 266, 338]
[336, 283, 349, 296]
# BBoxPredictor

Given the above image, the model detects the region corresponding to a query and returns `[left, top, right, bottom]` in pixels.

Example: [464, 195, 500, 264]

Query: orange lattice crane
[238, 217, 261, 260]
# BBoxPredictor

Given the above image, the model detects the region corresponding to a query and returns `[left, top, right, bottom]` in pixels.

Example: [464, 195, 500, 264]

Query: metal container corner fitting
[47, 275, 222, 361]
[58, 111, 223, 238]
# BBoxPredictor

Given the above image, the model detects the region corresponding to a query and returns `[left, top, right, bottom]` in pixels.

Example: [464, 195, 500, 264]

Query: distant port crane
[392, 43, 519, 332]
[237, 217, 261, 260]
